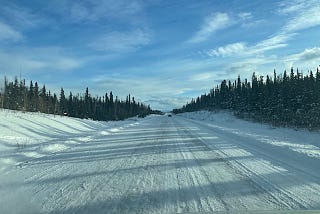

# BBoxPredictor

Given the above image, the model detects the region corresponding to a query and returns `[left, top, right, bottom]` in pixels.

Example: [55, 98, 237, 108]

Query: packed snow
[0, 109, 136, 173]
[1, 109, 320, 213]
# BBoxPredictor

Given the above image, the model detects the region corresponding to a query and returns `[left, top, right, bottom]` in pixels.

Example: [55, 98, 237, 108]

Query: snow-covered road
[1, 111, 320, 213]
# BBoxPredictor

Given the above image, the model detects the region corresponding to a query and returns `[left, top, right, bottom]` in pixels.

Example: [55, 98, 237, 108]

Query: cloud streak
[206, 34, 291, 58]
[189, 12, 232, 43]
[249, 33, 293, 54]
[207, 0, 320, 60]
[278, 0, 320, 33]
[283, 47, 320, 69]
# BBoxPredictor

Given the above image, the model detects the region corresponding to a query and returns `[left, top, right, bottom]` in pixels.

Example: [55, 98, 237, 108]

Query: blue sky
[0, 0, 320, 110]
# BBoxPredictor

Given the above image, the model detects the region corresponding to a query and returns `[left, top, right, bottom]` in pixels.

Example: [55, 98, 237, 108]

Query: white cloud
[284, 47, 320, 63]
[255, 34, 289, 48]
[207, 42, 247, 57]
[209, 0, 319, 61]
[87, 56, 226, 110]
[206, 33, 293, 58]
[0, 21, 22, 42]
[283, 47, 320, 69]
[278, 0, 306, 14]
[278, 0, 320, 33]
[298, 47, 320, 61]
[88, 29, 151, 52]
[206, 1, 320, 59]
[90, 74, 204, 110]
[283, 7, 320, 33]
[224, 47, 320, 80]
[206, 35, 288, 59]
[189, 12, 232, 43]
[206, 0, 319, 60]
[250, 33, 293, 54]
[278, 0, 317, 14]
[226, 57, 276, 76]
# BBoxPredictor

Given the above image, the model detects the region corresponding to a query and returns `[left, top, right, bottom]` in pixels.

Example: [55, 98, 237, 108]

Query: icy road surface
[1, 110, 320, 213]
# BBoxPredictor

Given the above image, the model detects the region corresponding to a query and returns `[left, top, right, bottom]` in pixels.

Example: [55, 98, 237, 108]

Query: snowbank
[0, 109, 142, 173]
[179, 110, 320, 160]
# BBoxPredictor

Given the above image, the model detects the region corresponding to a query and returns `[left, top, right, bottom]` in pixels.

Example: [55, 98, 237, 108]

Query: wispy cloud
[250, 34, 293, 54]
[220, 0, 320, 66]
[87, 56, 226, 109]
[278, 0, 317, 14]
[284, 47, 320, 69]
[236, 34, 290, 56]
[207, 42, 247, 57]
[224, 47, 320, 80]
[283, 7, 320, 33]
[278, 0, 320, 33]
[207, 0, 319, 59]
[0, 21, 22, 42]
[297, 47, 320, 61]
[226, 56, 277, 75]
[189, 12, 232, 43]
[88, 29, 151, 53]
[207, 33, 295, 58]
[91, 74, 205, 110]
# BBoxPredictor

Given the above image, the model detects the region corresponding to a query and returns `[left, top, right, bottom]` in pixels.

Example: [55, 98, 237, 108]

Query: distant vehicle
[168, 114, 172, 117]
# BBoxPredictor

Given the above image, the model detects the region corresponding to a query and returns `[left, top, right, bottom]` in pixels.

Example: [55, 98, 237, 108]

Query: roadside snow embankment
[0, 109, 140, 173]
[179, 111, 320, 160]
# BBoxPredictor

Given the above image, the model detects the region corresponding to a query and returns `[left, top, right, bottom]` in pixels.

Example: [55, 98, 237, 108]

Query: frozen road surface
[1, 110, 320, 213]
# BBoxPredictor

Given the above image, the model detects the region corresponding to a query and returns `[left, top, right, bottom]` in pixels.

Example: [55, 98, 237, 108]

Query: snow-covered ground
[1, 109, 320, 213]
[0, 109, 139, 174]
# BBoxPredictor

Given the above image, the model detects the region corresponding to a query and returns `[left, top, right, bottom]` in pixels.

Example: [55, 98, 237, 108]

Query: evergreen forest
[173, 67, 320, 129]
[0, 77, 152, 121]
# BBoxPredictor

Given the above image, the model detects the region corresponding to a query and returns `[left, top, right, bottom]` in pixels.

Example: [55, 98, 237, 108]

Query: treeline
[173, 67, 320, 129]
[0, 77, 152, 121]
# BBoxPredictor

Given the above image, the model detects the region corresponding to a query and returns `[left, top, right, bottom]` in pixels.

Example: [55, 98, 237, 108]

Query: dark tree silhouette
[0, 77, 152, 121]
[173, 67, 320, 130]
